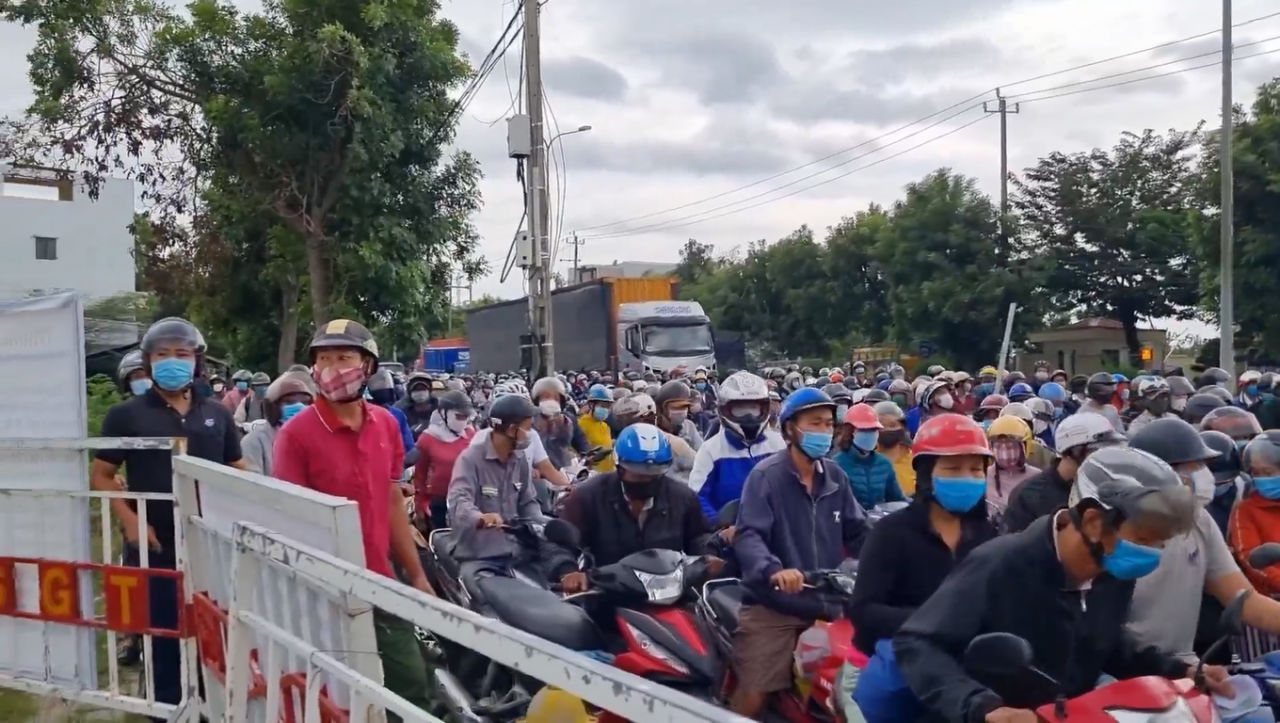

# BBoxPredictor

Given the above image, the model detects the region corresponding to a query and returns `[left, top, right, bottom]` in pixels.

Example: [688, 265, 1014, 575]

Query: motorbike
[427, 518, 607, 723]
[958, 588, 1251, 722]
[697, 568, 861, 723]
[1230, 543, 1280, 715]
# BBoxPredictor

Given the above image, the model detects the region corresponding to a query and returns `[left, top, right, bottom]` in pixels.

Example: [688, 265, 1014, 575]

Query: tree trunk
[1120, 311, 1142, 367]
[305, 236, 332, 326]
[277, 276, 301, 373]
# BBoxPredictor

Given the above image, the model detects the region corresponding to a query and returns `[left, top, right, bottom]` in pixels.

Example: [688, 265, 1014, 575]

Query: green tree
[3, 0, 485, 369]
[1196, 80, 1280, 356]
[824, 206, 892, 347]
[874, 169, 1043, 370]
[1013, 128, 1204, 362]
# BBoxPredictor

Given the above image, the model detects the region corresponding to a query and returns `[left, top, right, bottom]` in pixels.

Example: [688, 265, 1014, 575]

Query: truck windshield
[643, 324, 713, 355]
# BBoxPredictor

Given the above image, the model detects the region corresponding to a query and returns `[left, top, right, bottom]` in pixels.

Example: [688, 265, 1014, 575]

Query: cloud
[543, 56, 629, 101]
[567, 113, 798, 177]
[619, 30, 787, 105]
[843, 38, 1006, 88]
[767, 84, 982, 126]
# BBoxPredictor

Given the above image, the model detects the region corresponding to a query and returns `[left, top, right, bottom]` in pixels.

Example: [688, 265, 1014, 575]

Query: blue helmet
[615, 423, 673, 475]
[1112, 372, 1129, 384]
[1007, 382, 1035, 401]
[587, 383, 612, 402]
[1037, 381, 1068, 402]
[779, 387, 836, 428]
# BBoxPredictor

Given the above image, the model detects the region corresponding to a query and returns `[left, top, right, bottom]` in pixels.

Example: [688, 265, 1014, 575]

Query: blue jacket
[383, 404, 415, 454]
[833, 448, 904, 510]
[689, 426, 786, 520]
[734, 450, 869, 619]
[905, 406, 923, 436]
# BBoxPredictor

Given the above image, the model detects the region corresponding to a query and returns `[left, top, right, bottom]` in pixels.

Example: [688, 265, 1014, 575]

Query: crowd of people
[102, 319, 1280, 722]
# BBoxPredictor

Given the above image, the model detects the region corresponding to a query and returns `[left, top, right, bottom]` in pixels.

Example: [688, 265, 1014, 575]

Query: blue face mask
[852, 430, 880, 452]
[253, 385, 269, 396]
[981, 419, 994, 431]
[151, 358, 196, 391]
[129, 378, 152, 396]
[696, 382, 707, 391]
[798, 431, 833, 459]
[281, 402, 306, 424]
[592, 406, 609, 421]
[978, 382, 996, 396]
[235, 380, 249, 391]
[1102, 538, 1163, 580]
[1247, 384, 1259, 396]
[931, 477, 986, 513]
[1053, 406, 1065, 419]
[1254, 475, 1280, 500]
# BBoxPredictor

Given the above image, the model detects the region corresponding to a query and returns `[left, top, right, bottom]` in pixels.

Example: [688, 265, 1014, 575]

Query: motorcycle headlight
[1107, 698, 1198, 723]
[633, 568, 685, 604]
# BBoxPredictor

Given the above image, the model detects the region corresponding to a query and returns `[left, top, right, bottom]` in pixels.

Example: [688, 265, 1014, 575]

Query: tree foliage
[1013, 128, 1203, 361]
[2, 0, 486, 371]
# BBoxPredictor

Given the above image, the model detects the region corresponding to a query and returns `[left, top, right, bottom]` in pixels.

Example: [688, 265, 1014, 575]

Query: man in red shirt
[273, 318, 435, 714]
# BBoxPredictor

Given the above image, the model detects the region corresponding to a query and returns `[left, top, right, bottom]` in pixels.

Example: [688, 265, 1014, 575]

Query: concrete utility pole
[445, 271, 472, 337]
[522, 0, 553, 376]
[1219, 0, 1236, 383]
[983, 88, 1020, 242]
[566, 232, 584, 283]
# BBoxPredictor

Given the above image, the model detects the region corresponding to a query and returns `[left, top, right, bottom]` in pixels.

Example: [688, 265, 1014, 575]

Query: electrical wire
[586, 113, 994, 240]
[574, 10, 1280, 234]
[1006, 34, 1280, 102]
[582, 38, 1280, 240]
[544, 83, 570, 265]
[585, 103, 986, 239]
[474, 0, 526, 127]
[446, 6, 523, 132]
[499, 166, 528, 284]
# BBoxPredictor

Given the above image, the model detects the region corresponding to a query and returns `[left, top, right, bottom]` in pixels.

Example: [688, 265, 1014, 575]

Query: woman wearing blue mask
[1231, 431, 1280, 596]
[240, 371, 315, 477]
[850, 414, 997, 722]
[116, 349, 151, 398]
[833, 403, 905, 511]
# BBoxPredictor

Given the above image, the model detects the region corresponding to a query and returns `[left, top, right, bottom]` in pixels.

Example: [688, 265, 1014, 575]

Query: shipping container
[464, 277, 678, 373]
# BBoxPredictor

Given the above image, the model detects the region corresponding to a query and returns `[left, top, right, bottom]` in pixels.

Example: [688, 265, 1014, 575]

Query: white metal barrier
[175, 454, 741, 722]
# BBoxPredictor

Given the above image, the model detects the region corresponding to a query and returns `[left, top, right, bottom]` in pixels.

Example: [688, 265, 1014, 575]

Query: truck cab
[617, 301, 716, 376]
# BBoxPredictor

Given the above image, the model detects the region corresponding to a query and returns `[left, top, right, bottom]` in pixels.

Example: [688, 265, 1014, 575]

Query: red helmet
[843, 404, 883, 429]
[978, 394, 1009, 410]
[912, 415, 993, 458]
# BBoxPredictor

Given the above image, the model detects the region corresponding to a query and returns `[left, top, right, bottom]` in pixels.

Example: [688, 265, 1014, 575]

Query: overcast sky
[2, 0, 1274, 337]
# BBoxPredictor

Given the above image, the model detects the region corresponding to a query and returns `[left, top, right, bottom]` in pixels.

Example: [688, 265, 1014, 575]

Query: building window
[34, 236, 57, 261]
[1100, 349, 1121, 368]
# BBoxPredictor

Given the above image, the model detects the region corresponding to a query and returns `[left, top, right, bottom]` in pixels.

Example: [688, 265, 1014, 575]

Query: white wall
[0, 175, 136, 302]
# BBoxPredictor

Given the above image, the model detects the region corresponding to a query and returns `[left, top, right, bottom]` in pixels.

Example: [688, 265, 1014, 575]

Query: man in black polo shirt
[91, 317, 245, 717]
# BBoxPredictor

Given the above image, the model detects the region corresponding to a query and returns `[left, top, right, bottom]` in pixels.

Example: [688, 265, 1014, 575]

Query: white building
[0, 164, 136, 302]
[572, 261, 678, 284]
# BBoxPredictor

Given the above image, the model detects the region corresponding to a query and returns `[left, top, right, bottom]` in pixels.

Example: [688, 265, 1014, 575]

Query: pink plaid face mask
[312, 365, 367, 402]
[992, 440, 1026, 470]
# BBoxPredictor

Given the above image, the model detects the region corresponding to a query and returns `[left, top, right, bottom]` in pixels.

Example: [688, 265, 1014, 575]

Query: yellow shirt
[578, 413, 615, 472]
[881, 446, 917, 496]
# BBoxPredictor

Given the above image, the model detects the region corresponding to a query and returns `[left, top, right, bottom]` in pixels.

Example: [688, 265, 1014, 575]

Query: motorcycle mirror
[717, 500, 740, 528]
[962, 633, 1034, 678]
[1248, 542, 1280, 570]
[1219, 588, 1251, 637]
[543, 519, 581, 550]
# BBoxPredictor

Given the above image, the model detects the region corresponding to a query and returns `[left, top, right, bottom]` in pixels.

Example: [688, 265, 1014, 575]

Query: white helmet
[1054, 412, 1125, 455]
[719, 372, 770, 442]
[999, 401, 1034, 424]
[531, 376, 565, 401]
[494, 380, 530, 399]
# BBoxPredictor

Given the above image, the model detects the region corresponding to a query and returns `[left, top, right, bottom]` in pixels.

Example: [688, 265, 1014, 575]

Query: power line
[588, 113, 994, 240]
[574, 11, 1280, 234]
[582, 38, 1280, 240]
[1007, 34, 1280, 101]
[585, 102, 985, 239]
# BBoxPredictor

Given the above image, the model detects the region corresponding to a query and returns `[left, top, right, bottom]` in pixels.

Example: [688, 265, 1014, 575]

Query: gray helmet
[366, 368, 395, 392]
[232, 369, 253, 382]
[142, 317, 205, 355]
[250, 371, 271, 386]
[1070, 446, 1197, 535]
[436, 390, 473, 415]
[488, 394, 537, 429]
[653, 380, 690, 410]
[1128, 417, 1220, 466]
[117, 349, 145, 383]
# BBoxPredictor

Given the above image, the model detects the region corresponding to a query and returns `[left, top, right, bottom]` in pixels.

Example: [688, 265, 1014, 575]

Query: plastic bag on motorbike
[853, 639, 921, 723]
[794, 620, 860, 691]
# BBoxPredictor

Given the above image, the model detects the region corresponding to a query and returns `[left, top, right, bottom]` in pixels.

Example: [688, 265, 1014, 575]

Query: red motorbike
[697, 570, 864, 722]
[960, 587, 1251, 722]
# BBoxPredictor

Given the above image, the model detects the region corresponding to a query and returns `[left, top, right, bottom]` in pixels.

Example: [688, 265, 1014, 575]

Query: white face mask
[539, 399, 562, 417]
[445, 414, 470, 435]
[1033, 419, 1049, 435]
[1171, 397, 1188, 412]
[1188, 467, 1216, 507]
[934, 393, 954, 410]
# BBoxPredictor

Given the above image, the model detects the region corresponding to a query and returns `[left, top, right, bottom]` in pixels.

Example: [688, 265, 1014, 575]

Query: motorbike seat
[706, 583, 747, 632]
[476, 576, 606, 652]
[430, 531, 462, 581]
